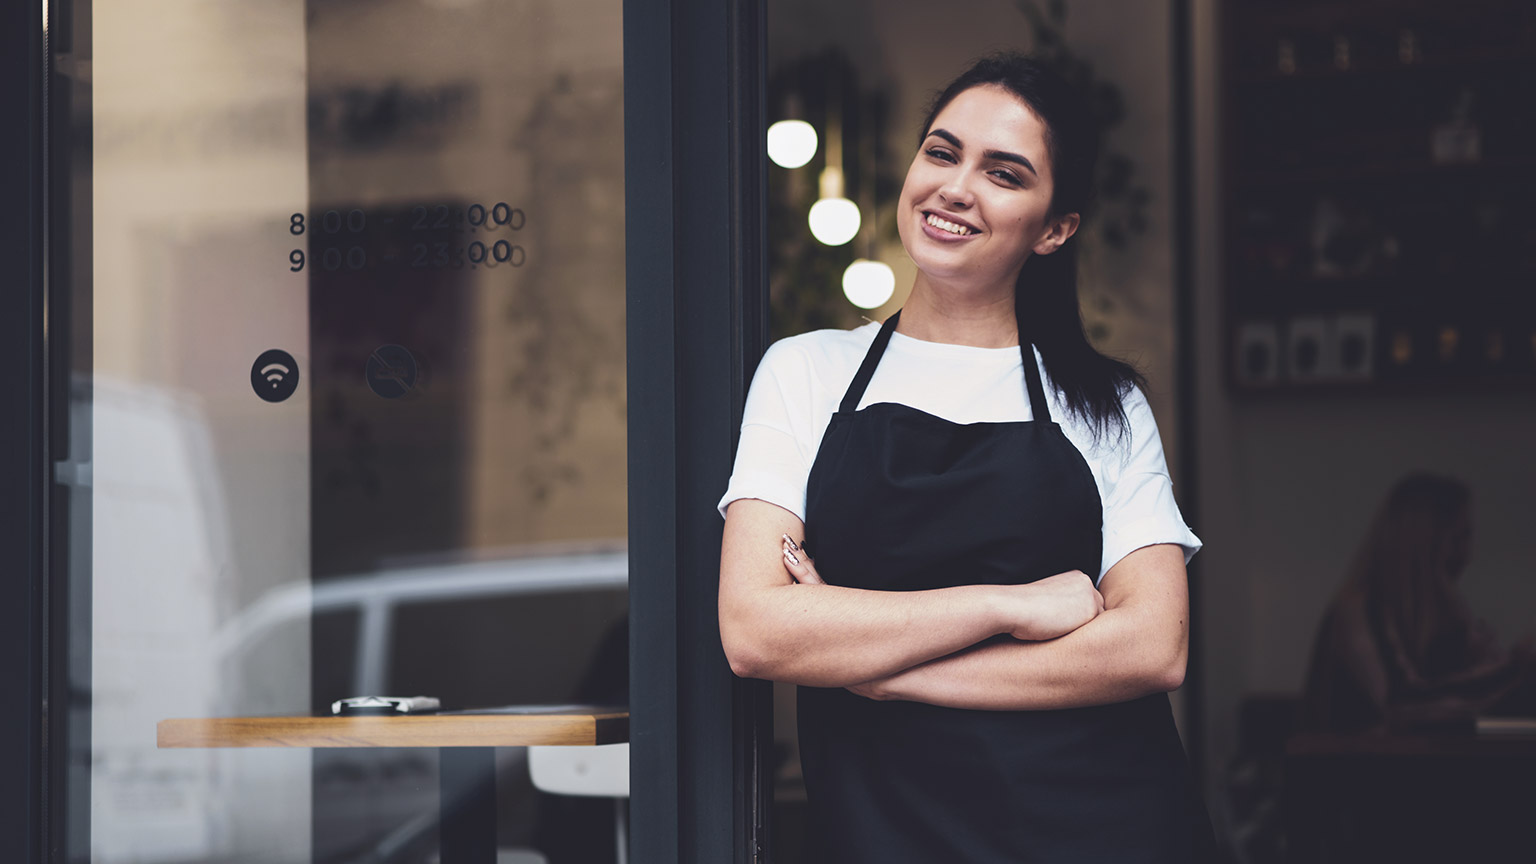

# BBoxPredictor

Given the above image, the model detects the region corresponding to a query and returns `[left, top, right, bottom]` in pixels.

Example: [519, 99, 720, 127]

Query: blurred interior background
[763, 1, 1536, 861]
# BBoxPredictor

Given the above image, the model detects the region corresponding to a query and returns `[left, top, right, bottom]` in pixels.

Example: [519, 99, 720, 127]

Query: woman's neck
[896, 278, 1019, 348]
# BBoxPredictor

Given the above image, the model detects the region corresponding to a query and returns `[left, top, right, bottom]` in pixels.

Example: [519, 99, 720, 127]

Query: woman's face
[897, 84, 1078, 297]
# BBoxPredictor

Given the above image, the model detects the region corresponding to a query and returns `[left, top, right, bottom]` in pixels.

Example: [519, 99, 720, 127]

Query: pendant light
[808, 83, 861, 247]
[841, 95, 893, 309]
[767, 119, 818, 169]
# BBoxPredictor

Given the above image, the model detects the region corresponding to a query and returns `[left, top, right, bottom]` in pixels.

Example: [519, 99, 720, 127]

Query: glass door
[47, 1, 631, 861]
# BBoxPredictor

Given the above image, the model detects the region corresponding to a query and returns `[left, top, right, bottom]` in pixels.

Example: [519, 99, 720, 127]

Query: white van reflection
[86, 373, 626, 863]
[216, 545, 628, 864]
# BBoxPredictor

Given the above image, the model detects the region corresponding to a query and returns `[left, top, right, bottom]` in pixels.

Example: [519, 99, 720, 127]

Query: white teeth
[925, 213, 975, 235]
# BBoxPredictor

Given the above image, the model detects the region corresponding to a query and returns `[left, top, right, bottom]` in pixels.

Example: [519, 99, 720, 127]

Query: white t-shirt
[717, 321, 1202, 582]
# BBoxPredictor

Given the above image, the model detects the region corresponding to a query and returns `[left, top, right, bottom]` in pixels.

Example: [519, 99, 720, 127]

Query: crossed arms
[717, 498, 1190, 711]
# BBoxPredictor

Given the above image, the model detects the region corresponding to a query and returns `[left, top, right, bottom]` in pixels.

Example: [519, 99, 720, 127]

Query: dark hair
[1301, 474, 1479, 732]
[920, 52, 1144, 441]
[1349, 474, 1474, 667]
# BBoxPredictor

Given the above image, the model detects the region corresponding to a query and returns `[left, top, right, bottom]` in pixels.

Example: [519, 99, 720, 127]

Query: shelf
[1226, 277, 1535, 312]
[1220, 0, 1536, 393]
[1232, 0, 1533, 42]
[1229, 374, 1536, 399]
[1233, 48, 1536, 87]
[1234, 157, 1536, 193]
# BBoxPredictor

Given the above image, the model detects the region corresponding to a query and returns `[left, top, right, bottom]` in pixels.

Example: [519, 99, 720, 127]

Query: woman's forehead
[926, 86, 1049, 158]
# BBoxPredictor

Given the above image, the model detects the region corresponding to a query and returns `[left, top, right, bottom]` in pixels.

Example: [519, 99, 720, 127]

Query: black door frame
[6, 1, 774, 862]
[0, 1, 47, 863]
[1169, 0, 1205, 788]
[625, 1, 773, 861]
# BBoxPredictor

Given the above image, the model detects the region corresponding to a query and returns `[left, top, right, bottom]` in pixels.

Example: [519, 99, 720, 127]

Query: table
[1284, 732, 1536, 862]
[159, 707, 629, 864]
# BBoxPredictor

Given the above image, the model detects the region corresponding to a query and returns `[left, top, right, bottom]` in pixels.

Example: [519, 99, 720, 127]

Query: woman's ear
[1033, 212, 1081, 256]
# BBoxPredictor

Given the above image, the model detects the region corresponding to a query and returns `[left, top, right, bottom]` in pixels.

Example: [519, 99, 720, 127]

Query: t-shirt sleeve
[1097, 386, 1202, 580]
[717, 340, 818, 523]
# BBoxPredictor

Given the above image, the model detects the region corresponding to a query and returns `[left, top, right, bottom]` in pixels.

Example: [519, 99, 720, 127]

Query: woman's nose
[938, 174, 976, 208]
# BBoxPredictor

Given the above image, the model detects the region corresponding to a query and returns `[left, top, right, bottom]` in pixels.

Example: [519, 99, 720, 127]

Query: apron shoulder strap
[1017, 301, 1052, 423]
[839, 310, 901, 414]
[840, 308, 1054, 422]
[1021, 341, 1052, 424]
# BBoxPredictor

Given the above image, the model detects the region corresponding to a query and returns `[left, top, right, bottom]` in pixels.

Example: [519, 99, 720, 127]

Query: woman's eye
[925, 147, 956, 163]
[991, 169, 1022, 185]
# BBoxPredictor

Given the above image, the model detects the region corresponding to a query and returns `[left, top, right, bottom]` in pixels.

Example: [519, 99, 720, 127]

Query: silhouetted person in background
[1302, 473, 1536, 734]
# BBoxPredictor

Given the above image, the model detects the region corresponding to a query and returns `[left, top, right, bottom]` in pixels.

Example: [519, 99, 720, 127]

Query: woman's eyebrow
[926, 128, 1038, 177]
[985, 149, 1038, 177]
[928, 128, 964, 149]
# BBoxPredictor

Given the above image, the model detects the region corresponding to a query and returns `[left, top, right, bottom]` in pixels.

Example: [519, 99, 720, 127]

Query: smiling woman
[718, 53, 1214, 862]
[897, 85, 1073, 340]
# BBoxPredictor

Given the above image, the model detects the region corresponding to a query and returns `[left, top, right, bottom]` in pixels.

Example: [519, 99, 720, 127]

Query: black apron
[799, 310, 1209, 863]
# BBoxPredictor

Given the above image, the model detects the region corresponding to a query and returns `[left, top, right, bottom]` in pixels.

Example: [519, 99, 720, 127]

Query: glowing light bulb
[809, 198, 861, 246]
[766, 120, 818, 169]
[842, 259, 895, 309]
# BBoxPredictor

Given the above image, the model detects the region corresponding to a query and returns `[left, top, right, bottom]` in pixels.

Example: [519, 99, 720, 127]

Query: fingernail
[782, 534, 802, 552]
[784, 548, 800, 565]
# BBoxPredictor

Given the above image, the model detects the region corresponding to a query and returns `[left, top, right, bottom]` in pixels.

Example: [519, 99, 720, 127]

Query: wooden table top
[158, 707, 629, 749]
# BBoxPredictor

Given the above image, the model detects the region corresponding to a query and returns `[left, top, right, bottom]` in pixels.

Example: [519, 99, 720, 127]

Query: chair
[527, 743, 629, 864]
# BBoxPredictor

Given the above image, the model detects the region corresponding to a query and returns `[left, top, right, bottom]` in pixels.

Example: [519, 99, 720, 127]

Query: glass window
[55, 1, 627, 860]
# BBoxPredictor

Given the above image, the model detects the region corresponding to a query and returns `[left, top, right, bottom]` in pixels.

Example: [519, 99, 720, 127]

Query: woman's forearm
[721, 498, 1071, 688]
[859, 545, 1190, 711]
[862, 599, 1185, 711]
[721, 581, 1011, 688]
[718, 499, 1104, 689]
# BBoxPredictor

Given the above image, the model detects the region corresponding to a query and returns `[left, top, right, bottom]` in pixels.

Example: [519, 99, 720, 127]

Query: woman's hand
[779, 536, 1101, 642]
[724, 501, 1050, 687]
[781, 534, 825, 585]
[837, 571, 1106, 704]
[778, 536, 1101, 704]
[839, 546, 1188, 711]
[1004, 570, 1104, 641]
[780, 534, 890, 700]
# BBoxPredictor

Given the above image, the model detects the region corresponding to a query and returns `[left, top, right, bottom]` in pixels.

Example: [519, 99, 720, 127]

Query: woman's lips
[920, 210, 980, 242]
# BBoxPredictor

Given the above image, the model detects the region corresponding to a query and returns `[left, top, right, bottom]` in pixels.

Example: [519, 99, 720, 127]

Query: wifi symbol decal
[251, 349, 300, 403]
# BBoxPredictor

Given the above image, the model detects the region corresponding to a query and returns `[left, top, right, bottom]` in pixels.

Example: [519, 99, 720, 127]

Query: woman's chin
[908, 244, 968, 275]
[911, 274, 1016, 304]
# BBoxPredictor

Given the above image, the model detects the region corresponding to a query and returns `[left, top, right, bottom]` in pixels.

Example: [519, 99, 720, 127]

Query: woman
[1302, 474, 1536, 734]
[718, 53, 1210, 861]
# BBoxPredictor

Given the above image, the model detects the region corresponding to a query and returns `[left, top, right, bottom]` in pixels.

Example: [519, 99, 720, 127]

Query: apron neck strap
[837, 307, 1053, 423]
[1020, 342, 1052, 423]
[839, 310, 902, 414]
[1018, 301, 1052, 423]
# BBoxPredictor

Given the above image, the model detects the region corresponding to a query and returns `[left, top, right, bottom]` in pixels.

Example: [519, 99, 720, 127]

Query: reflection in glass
[66, 0, 626, 860]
